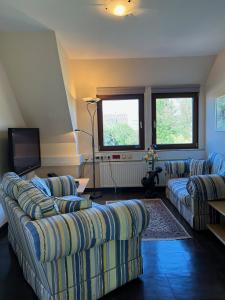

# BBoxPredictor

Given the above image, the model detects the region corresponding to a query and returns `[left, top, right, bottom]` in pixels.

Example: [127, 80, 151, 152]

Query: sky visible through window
[102, 99, 139, 146]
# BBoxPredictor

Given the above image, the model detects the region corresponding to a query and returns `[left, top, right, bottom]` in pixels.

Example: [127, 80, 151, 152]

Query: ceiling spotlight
[114, 4, 126, 16]
[105, 0, 139, 17]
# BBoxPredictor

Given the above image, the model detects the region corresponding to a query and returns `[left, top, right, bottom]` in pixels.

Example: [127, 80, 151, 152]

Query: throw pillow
[55, 194, 92, 213]
[189, 159, 210, 176]
[31, 175, 51, 197]
[44, 175, 78, 197]
[1, 172, 28, 200]
[17, 182, 59, 219]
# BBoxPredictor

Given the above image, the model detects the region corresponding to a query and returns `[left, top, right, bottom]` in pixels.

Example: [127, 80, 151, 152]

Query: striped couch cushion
[165, 160, 190, 179]
[55, 195, 92, 213]
[219, 161, 225, 176]
[44, 175, 77, 197]
[208, 152, 225, 174]
[1, 172, 27, 199]
[25, 199, 149, 262]
[17, 183, 59, 219]
[167, 178, 191, 207]
[31, 176, 51, 197]
[189, 159, 210, 176]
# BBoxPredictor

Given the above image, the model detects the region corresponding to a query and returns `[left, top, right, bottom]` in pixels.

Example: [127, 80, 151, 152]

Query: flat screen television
[8, 128, 41, 176]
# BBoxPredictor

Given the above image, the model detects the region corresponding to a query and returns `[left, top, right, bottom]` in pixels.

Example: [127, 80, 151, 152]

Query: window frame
[97, 94, 145, 151]
[152, 92, 199, 150]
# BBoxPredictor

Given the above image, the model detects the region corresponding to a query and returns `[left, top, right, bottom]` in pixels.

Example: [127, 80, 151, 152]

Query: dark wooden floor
[1, 190, 225, 300]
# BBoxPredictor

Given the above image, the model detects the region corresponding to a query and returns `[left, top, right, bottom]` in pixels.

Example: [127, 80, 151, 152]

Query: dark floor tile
[167, 273, 225, 300]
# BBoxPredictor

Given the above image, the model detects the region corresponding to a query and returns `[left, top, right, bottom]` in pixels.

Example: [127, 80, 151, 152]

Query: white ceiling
[1, 0, 225, 59]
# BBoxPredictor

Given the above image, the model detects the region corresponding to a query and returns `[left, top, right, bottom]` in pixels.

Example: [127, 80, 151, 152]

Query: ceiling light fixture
[114, 4, 126, 16]
[105, 0, 139, 17]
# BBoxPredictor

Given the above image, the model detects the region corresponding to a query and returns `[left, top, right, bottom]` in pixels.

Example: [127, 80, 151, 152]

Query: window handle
[140, 121, 143, 129]
[153, 121, 156, 128]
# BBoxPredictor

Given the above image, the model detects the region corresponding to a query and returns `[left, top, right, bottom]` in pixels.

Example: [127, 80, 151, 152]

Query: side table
[208, 201, 225, 245]
[75, 178, 89, 194]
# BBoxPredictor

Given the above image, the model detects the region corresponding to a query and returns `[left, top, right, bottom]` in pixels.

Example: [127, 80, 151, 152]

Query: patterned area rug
[106, 199, 191, 240]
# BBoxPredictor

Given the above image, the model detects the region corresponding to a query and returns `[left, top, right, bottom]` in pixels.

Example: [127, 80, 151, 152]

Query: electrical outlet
[127, 154, 132, 159]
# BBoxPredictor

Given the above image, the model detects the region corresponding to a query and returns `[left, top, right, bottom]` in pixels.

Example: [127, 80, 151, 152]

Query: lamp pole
[75, 99, 101, 199]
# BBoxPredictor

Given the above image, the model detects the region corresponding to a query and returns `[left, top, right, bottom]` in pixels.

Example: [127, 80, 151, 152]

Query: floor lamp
[75, 97, 102, 200]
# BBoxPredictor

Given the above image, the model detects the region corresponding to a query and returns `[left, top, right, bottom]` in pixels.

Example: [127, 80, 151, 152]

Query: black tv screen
[8, 128, 41, 176]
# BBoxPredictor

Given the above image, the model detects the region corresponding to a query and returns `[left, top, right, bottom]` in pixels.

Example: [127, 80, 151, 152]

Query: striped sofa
[0, 173, 149, 300]
[165, 152, 225, 230]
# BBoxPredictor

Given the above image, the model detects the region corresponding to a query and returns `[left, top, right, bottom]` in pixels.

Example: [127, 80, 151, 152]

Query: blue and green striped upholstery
[44, 176, 77, 197]
[25, 200, 149, 262]
[208, 152, 225, 174]
[165, 153, 225, 230]
[55, 195, 92, 213]
[1, 173, 149, 299]
[1, 172, 27, 199]
[219, 161, 225, 176]
[167, 178, 191, 208]
[17, 182, 59, 219]
[186, 174, 225, 228]
[187, 174, 225, 203]
[165, 160, 190, 181]
[31, 175, 51, 196]
[189, 159, 210, 176]
[2, 189, 143, 299]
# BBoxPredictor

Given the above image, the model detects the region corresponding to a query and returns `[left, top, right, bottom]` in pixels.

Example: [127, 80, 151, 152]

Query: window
[152, 92, 198, 149]
[97, 94, 144, 151]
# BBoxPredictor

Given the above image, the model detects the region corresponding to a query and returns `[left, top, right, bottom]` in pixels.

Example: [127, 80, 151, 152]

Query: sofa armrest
[25, 200, 149, 262]
[43, 175, 77, 197]
[55, 195, 92, 213]
[165, 160, 190, 181]
[187, 174, 225, 214]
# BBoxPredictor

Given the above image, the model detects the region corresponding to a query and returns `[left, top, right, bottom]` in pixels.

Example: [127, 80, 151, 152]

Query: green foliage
[156, 98, 192, 144]
[104, 123, 138, 146]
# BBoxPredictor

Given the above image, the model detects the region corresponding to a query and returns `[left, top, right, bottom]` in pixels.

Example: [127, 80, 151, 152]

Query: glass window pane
[156, 97, 193, 144]
[102, 99, 139, 146]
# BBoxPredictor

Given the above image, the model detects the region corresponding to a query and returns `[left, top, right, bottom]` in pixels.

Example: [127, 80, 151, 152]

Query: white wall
[56, 38, 78, 130]
[70, 55, 215, 187]
[0, 61, 26, 226]
[0, 31, 82, 171]
[71, 56, 215, 155]
[0, 62, 26, 175]
[206, 50, 225, 155]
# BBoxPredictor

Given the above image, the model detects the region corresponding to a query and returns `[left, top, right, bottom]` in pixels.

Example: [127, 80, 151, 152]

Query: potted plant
[142, 145, 162, 197]
[144, 145, 159, 171]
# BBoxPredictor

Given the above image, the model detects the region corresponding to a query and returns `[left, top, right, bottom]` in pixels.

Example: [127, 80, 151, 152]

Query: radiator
[99, 161, 166, 188]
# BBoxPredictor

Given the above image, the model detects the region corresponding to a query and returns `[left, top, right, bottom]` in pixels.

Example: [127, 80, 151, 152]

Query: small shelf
[208, 224, 225, 245]
[208, 201, 225, 217]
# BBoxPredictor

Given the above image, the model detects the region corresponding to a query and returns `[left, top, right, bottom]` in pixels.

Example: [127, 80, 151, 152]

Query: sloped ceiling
[0, 31, 74, 144]
[1, 0, 225, 59]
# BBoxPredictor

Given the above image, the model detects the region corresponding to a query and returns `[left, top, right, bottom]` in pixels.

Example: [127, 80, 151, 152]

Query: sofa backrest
[208, 152, 225, 174]
[1, 172, 27, 199]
